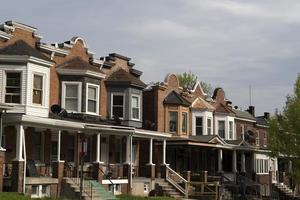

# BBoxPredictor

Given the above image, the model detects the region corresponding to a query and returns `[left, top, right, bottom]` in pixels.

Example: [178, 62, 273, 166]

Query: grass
[0, 192, 70, 200]
[117, 194, 175, 200]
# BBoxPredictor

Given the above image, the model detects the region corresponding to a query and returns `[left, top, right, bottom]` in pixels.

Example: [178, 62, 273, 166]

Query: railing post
[185, 181, 188, 198]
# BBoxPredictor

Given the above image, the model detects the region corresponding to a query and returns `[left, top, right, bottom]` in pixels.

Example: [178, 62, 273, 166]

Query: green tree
[177, 72, 213, 96]
[269, 74, 300, 182]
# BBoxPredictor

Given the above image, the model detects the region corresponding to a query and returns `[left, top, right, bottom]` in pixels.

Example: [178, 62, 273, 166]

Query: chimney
[248, 106, 255, 116]
[264, 112, 270, 120]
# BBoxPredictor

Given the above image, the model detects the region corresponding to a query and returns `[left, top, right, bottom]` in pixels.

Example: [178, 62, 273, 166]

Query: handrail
[98, 165, 115, 195]
[165, 165, 188, 197]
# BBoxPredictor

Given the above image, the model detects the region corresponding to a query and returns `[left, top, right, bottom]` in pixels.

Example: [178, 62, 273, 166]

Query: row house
[0, 21, 171, 198]
[143, 73, 287, 197]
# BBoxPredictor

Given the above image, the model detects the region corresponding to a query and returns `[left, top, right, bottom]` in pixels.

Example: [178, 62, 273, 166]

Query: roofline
[57, 68, 106, 79]
[6, 21, 37, 32]
[0, 30, 11, 41]
[235, 117, 256, 123]
[38, 43, 69, 57]
[0, 55, 53, 67]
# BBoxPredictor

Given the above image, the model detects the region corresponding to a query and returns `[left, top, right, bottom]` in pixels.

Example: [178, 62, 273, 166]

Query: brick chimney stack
[248, 106, 255, 116]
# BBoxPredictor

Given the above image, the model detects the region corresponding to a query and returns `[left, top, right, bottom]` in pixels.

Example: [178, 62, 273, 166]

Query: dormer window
[33, 74, 43, 105]
[168, 111, 178, 133]
[111, 93, 124, 119]
[62, 81, 82, 112]
[5, 72, 21, 104]
[131, 95, 140, 120]
[86, 83, 99, 114]
[207, 118, 212, 135]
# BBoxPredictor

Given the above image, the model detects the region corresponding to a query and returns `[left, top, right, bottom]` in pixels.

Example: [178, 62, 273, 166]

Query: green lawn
[0, 192, 70, 200]
[117, 194, 175, 200]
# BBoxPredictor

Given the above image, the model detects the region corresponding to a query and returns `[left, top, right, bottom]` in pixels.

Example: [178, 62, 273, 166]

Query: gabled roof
[0, 40, 52, 62]
[169, 135, 226, 145]
[163, 91, 190, 107]
[57, 57, 103, 73]
[214, 103, 235, 115]
[105, 68, 146, 88]
[191, 97, 215, 111]
[233, 109, 256, 121]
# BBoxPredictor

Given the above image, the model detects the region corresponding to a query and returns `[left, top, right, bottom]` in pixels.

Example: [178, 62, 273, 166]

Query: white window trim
[4, 70, 23, 105]
[61, 81, 82, 113]
[32, 72, 46, 106]
[207, 117, 212, 135]
[85, 83, 100, 115]
[131, 94, 141, 121]
[110, 93, 125, 120]
[255, 159, 269, 174]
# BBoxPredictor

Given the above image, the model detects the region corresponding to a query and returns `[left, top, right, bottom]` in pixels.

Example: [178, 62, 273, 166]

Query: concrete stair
[156, 179, 185, 199]
[273, 183, 300, 200]
[220, 187, 232, 200]
[64, 178, 117, 200]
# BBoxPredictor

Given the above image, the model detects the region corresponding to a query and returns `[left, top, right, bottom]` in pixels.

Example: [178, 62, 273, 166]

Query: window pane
[196, 117, 203, 135]
[182, 113, 187, 132]
[207, 118, 212, 135]
[34, 75, 43, 89]
[132, 108, 139, 119]
[169, 111, 178, 132]
[33, 90, 42, 104]
[113, 95, 123, 106]
[88, 87, 96, 100]
[218, 121, 225, 138]
[113, 107, 123, 118]
[66, 85, 78, 97]
[65, 99, 78, 111]
[132, 96, 139, 107]
[5, 72, 21, 104]
[88, 100, 96, 113]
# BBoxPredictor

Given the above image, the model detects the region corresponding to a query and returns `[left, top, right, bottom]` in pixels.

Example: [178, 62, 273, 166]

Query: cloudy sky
[1, 0, 299, 115]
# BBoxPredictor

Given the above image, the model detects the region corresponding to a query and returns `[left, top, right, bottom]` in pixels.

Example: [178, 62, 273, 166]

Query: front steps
[156, 179, 185, 199]
[64, 178, 117, 200]
[273, 183, 300, 200]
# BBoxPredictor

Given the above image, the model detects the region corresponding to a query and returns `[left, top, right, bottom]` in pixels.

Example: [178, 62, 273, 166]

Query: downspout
[130, 132, 133, 190]
[22, 127, 26, 193]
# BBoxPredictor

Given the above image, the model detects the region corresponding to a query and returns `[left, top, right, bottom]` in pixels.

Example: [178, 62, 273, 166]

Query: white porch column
[148, 138, 153, 164]
[241, 152, 246, 173]
[15, 124, 24, 161]
[218, 149, 223, 172]
[232, 150, 237, 173]
[95, 133, 101, 163]
[125, 135, 131, 164]
[162, 139, 166, 165]
[57, 130, 61, 161]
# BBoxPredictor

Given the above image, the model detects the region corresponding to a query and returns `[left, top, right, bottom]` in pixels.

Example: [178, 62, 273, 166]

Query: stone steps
[157, 180, 185, 199]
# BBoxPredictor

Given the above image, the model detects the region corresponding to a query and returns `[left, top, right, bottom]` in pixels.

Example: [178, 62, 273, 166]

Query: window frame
[218, 120, 226, 139]
[229, 121, 233, 139]
[207, 117, 212, 135]
[168, 111, 178, 133]
[4, 71, 22, 104]
[182, 112, 188, 133]
[111, 93, 125, 119]
[131, 94, 141, 121]
[32, 73, 45, 106]
[85, 83, 100, 115]
[195, 116, 203, 136]
[61, 81, 82, 113]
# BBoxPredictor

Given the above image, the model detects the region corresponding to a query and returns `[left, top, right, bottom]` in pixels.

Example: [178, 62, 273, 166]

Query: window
[241, 124, 245, 139]
[263, 132, 267, 147]
[168, 111, 178, 133]
[255, 159, 269, 174]
[32, 132, 42, 161]
[256, 131, 260, 146]
[131, 95, 140, 120]
[33, 74, 43, 105]
[62, 82, 81, 112]
[207, 118, 212, 135]
[86, 84, 99, 114]
[195, 117, 203, 135]
[112, 94, 124, 118]
[5, 72, 21, 103]
[182, 112, 187, 133]
[229, 121, 233, 139]
[218, 121, 225, 138]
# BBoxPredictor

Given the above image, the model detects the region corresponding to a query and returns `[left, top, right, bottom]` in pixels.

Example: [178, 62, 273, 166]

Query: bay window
[131, 95, 140, 120]
[168, 111, 178, 133]
[112, 94, 124, 118]
[33, 74, 43, 105]
[62, 82, 82, 112]
[5, 72, 21, 104]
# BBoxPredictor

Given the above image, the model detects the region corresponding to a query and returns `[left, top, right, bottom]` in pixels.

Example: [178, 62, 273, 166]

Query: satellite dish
[51, 104, 62, 115]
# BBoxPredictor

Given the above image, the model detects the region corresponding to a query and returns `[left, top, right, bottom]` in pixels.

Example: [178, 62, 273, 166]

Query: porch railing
[188, 181, 219, 200]
[165, 165, 188, 197]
